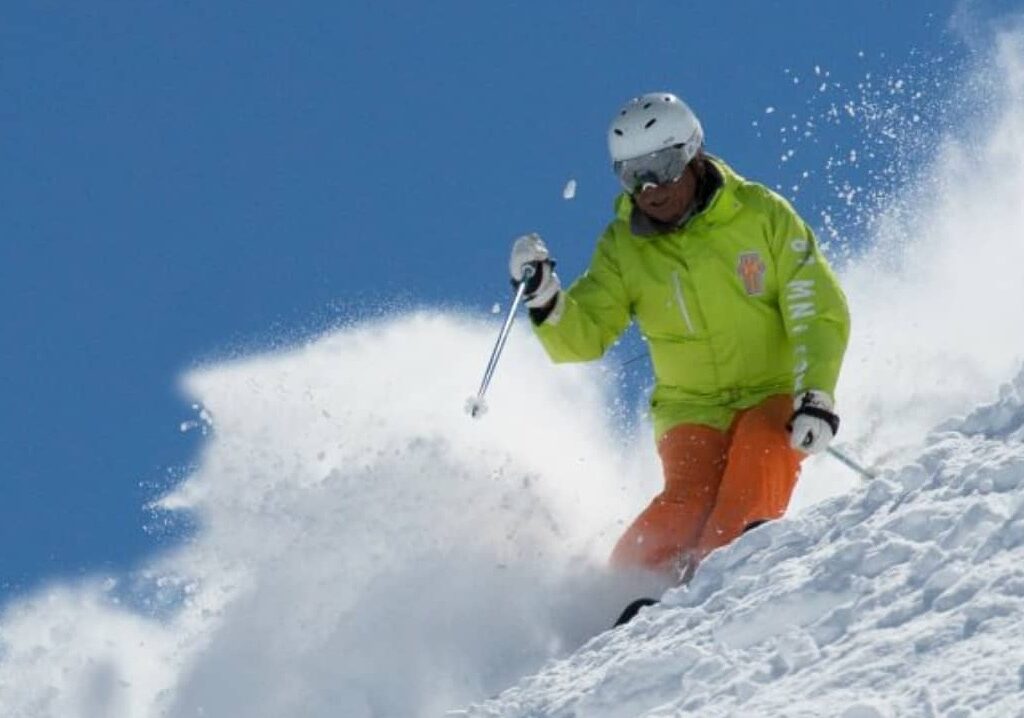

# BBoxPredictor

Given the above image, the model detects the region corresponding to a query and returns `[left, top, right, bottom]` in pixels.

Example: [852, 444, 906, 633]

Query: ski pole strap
[792, 405, 841, 437]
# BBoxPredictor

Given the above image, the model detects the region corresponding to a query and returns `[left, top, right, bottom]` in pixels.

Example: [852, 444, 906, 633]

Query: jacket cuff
[529, 292, 564, 326]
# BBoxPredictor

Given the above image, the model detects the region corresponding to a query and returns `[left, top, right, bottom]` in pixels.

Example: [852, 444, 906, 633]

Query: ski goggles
[613, 144, 695, 193]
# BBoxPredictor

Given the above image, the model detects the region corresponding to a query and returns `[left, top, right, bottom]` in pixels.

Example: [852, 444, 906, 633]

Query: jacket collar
[614, 155, 745, 237]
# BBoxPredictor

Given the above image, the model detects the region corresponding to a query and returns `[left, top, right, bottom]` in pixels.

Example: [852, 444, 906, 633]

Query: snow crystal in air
[562, 179, 577, 200]
[179, 404, 213, 434]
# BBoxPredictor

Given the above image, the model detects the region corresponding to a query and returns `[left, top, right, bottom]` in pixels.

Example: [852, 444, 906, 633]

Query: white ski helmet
[608, 92, 704, 164]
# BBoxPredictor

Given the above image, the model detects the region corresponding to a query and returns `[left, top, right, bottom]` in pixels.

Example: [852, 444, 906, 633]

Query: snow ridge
[460, 369, 1024, 717]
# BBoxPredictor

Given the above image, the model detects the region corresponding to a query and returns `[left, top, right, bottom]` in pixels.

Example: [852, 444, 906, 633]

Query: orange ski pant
[610, 394, 803, 574]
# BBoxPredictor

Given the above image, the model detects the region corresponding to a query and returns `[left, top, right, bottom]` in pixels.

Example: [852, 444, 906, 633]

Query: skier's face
[633, 162, 698, 225]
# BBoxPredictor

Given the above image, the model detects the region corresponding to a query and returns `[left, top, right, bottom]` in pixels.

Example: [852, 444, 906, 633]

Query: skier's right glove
[509, 233, 561, 314]
[787, 390, 840, 454]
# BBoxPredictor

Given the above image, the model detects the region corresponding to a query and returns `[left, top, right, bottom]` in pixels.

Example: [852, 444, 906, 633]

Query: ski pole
[465, 265, 535, 419]
[827, 446, 878, 480]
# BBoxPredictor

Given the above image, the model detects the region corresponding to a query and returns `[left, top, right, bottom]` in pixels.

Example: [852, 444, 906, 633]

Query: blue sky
[0, 0, 1012, 599]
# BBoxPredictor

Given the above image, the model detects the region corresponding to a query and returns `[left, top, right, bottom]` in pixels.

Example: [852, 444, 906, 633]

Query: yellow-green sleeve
[533, 228, 632, 363]
[770, 198, 851, 396]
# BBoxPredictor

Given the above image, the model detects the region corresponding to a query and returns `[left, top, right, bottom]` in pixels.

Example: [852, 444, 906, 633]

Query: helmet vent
[643, 102, 652, 109]
[644, 118, 657, 129]
[613, 128, 624, 136]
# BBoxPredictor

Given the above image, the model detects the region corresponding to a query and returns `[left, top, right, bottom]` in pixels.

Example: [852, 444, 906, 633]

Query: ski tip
[613, 597, 660, 627]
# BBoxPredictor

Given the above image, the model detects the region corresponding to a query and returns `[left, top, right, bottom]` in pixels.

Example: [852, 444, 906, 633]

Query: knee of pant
[658, 481, 718, 504]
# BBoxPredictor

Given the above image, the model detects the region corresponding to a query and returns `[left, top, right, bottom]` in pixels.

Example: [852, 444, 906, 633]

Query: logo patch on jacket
[737, 252, 767, 296]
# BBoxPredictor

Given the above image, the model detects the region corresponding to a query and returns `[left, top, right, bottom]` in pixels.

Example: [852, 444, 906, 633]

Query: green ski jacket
[534, 157, 850, 439]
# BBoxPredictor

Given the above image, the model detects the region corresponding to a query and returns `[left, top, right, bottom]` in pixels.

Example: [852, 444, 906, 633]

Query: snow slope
[2, 18, 1024, 718]
[457, 371, 1024, 717]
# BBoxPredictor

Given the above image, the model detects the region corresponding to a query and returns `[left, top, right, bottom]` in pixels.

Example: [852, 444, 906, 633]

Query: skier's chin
[646, 206, 687, 225]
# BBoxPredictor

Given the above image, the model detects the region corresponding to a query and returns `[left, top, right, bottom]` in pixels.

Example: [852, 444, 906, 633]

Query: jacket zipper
[671, 271, 696, 334]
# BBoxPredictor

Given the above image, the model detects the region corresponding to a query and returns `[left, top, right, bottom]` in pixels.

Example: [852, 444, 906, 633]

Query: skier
[508, 93, 850, 585]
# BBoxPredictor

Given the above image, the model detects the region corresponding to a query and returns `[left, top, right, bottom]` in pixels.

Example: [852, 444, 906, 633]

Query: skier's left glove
[788, 390, 840, 455]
